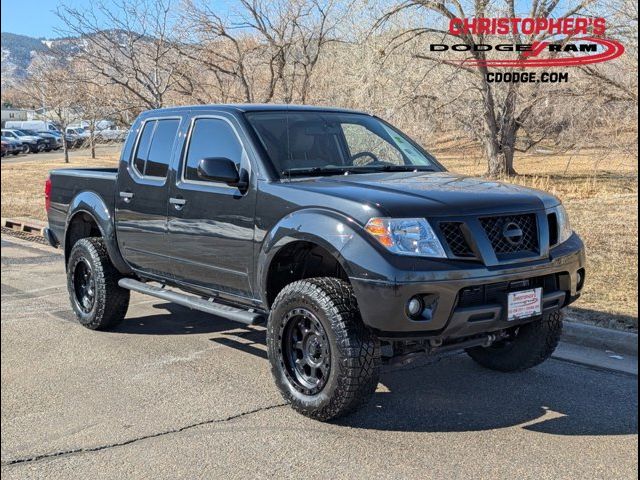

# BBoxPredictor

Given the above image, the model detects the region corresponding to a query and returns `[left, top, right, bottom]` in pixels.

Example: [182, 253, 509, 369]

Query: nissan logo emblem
[503, 222, 524, 245]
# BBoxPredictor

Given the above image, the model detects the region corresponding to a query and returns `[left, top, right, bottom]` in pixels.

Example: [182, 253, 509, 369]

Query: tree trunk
[63, 138, 69, 163]
[90, 129, 96, 159]
[479, 68, 518, 177]
[477, 67, 506, 177]
[499, 84, 519, 176]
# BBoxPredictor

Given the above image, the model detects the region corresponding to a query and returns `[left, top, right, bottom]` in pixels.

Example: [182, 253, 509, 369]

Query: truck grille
[439, 222, 474, 257]
[458, 274, 559, 308]
[479, 214, 538, 255]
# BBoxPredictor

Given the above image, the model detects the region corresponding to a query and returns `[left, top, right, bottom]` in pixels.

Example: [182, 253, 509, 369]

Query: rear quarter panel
[47, 169, 127, 270]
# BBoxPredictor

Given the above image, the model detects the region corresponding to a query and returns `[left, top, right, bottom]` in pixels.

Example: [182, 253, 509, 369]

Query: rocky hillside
[1, 32, 50, 80]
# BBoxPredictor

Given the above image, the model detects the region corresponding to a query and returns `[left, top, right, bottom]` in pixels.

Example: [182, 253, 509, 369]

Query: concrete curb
[1, 217, 46, 235]
[562, 320, 638, 356]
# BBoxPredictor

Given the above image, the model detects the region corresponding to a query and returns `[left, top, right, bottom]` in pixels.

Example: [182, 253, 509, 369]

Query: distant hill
[1, 30, 152, 85]
[1, 32, 50, 80]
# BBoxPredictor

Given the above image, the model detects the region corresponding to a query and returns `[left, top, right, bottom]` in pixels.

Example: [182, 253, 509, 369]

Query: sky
[0, 0, 235, 39]
[0, 0, 89, 38]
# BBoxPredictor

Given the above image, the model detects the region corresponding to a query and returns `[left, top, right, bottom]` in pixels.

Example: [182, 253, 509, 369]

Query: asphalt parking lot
[1, 233, 638, 479]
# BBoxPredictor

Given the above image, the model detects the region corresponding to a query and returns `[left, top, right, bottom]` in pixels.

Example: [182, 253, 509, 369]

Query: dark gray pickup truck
[45, 105, 586, 421]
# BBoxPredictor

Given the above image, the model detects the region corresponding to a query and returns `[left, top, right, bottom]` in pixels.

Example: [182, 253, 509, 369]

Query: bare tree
[377, 0, 599, 177]
[180, 0, 345, 104]
[23, 56, 83, 163]
[56, 0, 192, 110]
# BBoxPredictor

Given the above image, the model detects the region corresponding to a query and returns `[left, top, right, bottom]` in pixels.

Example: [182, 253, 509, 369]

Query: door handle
[169, 197, 187, 210]
[119, 191, 134, 203]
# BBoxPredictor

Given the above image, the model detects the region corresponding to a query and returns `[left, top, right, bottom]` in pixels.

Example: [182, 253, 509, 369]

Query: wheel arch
[64, 191, 132, 274]
[257, 209, 360, 308]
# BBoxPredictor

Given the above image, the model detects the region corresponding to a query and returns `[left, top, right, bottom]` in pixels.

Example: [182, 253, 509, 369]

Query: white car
[95, 128, 128, 142]
[66, 127, 91, 140]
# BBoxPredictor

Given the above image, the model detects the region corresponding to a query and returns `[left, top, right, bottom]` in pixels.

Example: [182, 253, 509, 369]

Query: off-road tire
[267, 278, 380, 421]
[67, 237, 130, 330]
[466, 310, 563, 372]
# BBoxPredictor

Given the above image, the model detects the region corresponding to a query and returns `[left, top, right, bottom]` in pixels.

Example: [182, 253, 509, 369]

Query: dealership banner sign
[430, 17, 625, 82]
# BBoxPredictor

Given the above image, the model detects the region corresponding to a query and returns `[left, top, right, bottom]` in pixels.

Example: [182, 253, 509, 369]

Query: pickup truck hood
[286, 171, 560, 218]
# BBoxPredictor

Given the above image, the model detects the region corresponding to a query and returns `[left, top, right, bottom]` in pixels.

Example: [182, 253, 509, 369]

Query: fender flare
[256, 208, 394, 306]
[64, 191, 132, 274]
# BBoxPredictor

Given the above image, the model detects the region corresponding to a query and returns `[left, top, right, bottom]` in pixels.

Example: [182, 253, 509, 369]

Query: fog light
[407, 297, 423, 317]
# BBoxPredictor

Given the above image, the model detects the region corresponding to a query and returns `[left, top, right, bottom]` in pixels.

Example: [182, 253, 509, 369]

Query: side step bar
[118, 278, 266, 326]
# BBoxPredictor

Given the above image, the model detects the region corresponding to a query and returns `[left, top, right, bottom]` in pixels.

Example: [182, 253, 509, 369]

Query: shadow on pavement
[338, 358, 638, 436]
[116, 302, 638, 436]
[114, 302, 250, 335]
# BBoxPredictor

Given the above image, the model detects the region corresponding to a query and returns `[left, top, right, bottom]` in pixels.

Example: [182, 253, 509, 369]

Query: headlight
[555, 204, 573, 244]
[365, 217, 447, 258]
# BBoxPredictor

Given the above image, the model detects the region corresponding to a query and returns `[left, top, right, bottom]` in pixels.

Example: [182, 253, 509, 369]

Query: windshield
[244, 111, 441, 177]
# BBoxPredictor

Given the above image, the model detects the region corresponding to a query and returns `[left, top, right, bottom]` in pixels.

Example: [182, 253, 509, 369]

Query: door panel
[115, 117, 181, 277]
[167, 115, 255, 297]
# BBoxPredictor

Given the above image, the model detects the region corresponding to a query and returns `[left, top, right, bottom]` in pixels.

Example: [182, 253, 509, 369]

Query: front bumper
[350, 234, 585, 340]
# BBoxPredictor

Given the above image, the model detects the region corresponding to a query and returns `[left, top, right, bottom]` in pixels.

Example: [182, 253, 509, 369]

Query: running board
[118, 278, 265, 326]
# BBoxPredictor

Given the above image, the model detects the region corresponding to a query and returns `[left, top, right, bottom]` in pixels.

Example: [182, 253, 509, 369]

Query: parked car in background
[1, 140, 7, 157]
[95, 128, 128, 142]
[64, 130, 82, 148]
[5, 120, 61, 134]
[48, 131, 80, 149]
[96, 119, 116, 131]
[66, 127, 90, 146]
[1, 136, 25, 155]
[66, 127, 89, 138]
[68, 121, 91, 131]
[1, 129, 46, 153]
[19, 129, 62, 151]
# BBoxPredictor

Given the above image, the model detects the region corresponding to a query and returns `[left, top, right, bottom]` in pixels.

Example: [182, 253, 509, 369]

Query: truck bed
[47, 168, 118, 248]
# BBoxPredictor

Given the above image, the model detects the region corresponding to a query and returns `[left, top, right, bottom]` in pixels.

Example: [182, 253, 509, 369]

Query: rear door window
[133, 119, 180, 179]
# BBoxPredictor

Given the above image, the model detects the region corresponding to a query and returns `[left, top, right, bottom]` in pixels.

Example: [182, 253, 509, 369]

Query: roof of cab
[139, 104, 369, 117]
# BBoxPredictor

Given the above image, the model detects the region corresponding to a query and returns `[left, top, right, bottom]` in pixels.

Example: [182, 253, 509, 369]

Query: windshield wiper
[363, 164, 436, 172]
[282, 166, 353, 177]
[281, 164, 437, 178]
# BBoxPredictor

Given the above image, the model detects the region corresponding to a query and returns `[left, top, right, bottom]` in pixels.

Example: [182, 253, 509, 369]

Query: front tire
[267, 278, 380, 421]
[67, 237, 130, 330]
[466, 310, 563, 372]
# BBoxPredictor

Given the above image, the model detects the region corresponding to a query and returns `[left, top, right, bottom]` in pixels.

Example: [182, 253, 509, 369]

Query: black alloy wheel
[281, 308, 331, 395]
[72, 258, 96, 314]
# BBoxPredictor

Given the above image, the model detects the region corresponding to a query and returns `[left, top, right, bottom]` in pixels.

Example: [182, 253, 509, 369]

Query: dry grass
[1, 144, 637, 330]
[1, 146, 120, 221]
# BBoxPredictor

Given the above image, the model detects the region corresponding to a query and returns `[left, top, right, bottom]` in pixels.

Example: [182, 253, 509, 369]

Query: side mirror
[197, 157, 243, 187]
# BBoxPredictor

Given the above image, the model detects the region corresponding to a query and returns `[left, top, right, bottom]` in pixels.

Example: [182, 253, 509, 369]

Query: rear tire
[267, 278, 380, 421]
[466, 310, 563, 372]
[67, 237, 130, 330]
